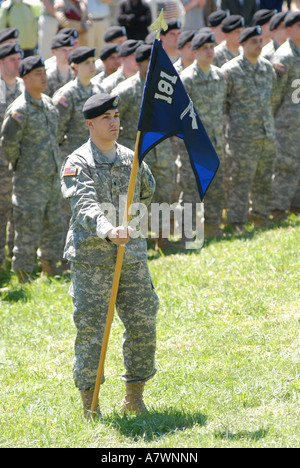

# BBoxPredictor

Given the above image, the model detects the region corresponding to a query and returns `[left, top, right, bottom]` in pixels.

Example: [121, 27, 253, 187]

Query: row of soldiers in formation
[0, 7, 299, 282]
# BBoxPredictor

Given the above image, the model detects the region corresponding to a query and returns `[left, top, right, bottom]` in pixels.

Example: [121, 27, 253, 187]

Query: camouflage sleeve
[140, 161, 156, 208]
[271, 56, 290, 115]
[53, 89, 75, 145]
[220, 64, 233, 116]
[0, 103, 26, 168]
[61, 157, 115, 239]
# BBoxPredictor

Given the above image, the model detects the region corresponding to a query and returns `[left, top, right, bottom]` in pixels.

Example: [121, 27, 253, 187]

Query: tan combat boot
[16, 270, 31, 284]
[41, 260, 60, 278]
[80, 389, 101, 420]
[121, 382, 147, 415]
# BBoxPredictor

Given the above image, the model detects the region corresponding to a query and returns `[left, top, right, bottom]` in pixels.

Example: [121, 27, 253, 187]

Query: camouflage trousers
[175, 138, 225, 225]
[70, 260, 160, 391]
[226, 138, 276, 224]
[272, 128, 300, 211]
[0, 165, 14, 264]
[12, 173, 63, 273]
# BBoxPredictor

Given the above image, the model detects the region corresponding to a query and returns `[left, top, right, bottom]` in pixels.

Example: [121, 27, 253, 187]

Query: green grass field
[0, 217, 299, 448]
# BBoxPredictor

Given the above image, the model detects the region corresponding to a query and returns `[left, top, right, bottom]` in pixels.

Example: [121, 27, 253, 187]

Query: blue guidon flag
[137, 39, 220, 201]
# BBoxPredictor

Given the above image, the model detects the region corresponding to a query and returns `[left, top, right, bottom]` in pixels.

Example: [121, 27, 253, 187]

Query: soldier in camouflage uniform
[1, 56, 63, 282]
[61, 93, 159, 418]
[112, 44, 176, 250]
[0, 43, 23, 269]
[53, 47, 101, 263]
[173, 30, 196, 74]
[92, 44, 121, 86]
[271, 12, 300, 219]
[179, 32, 227, 238]
[213, 15, 244, 69]
[94, 39, 140, 94]
[261, 12, 288, 62]
[221, 26, 277, 232]
[44, 34, 75, 98]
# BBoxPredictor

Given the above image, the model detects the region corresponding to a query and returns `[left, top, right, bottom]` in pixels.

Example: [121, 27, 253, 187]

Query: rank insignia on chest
[11, 112, 23, 124]
[274, 62, 286, 73]
[58, 96, 69, 108]
[63, 166, 78, 177]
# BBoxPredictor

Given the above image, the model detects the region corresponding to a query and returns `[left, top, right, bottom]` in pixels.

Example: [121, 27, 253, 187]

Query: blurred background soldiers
[179, 32, 227, 239]
[97, 39, 140, 93]
[261, 11, 288, 61]
[252, 9, 277, 46]
[112, 43, 176, 250]
[213, 15, 244, 68]
[0, 0, 38, 57]
[45, 27, 79, 71]
[271, 12, 300, 220]
[116, 0, 152, 41]
[160, 19, 182, 63]
[174, 30, 196, 73]
[207, 10, 227, 45]
[53, 46, 100, 267]
[95, 25, 127, 74]
[1, 56, 63, 282]
[222, 27, 277, 232]
[92, 43, 121, 84]
[45, 34, 75, 97]
[0, 27, 19, 46]
[219, 0, 258, 26]
[0, 42, 23, 270]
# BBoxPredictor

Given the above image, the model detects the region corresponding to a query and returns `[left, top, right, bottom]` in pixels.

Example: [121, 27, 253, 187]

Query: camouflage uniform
[0, 77, 24, 265]
[213, 42, 242, 68]
[112, 72, 175, 207]
[261, 39, 280, 62]
[271, 39, 300, 211]
[221, 55, 277, 224]
[61, 139, 159, 391]
[53, 78, 102, 247]
[179, 61, 227, 225]
[93, 67, 127, 94]
[45, 63, 75, 97]
[0, 91, 63, 273]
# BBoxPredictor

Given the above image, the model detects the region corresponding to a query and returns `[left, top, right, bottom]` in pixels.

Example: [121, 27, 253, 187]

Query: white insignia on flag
[180, 99, 198, 130]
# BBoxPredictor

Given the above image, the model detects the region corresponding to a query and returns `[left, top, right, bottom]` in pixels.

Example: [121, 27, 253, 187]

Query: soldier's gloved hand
[106, 226, 134, 245]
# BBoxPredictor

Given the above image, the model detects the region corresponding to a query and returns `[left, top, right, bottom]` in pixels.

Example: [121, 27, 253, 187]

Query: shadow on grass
[214, 427, 269, 442]
[101, 407, 207, 442]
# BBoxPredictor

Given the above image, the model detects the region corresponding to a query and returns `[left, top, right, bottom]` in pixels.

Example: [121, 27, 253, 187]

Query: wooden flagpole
[90, 10, 168, 415]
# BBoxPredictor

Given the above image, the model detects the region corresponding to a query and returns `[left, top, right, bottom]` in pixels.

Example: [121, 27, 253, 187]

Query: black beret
[19, 55, 45, 78]
[83, 93, 120, 119]
[51, 34, 74, 49]
[0, 43, 21, 60]
[99, 43, 120, 61]
[177, 30, 196, 49]
[161, 19, 182, 35]
[208, 10, 228, 27]
[252, 9, 277, 26]
[239, 26, 262, 44]
[135, 44, 152, 63]
[221, 15, 245, 33]
[144, 30, 156, 45]
[284, 11, 300, 28]
[68, 46, 96, 65]
[191, 32, 215, 50]
[119, 39, 141, 57]
[0, 27, 19, 44]
[269, 12, 287, 31]
[104, 26, 127, 42]
[59, 28, 79, 39]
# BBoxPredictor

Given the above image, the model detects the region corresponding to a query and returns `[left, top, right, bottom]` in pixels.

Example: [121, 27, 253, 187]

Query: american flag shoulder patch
[63, 166, 78, 177]
[58, 96, 69, 108]
[274, 62, 286, 73]
[11, 112, 23, 124]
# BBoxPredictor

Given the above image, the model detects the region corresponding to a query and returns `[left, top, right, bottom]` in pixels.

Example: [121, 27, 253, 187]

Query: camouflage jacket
[1, 90, 60, 176]
[213, 42, 242, 69]
[53, 78, 102, 159]
[271, 39, 300, 128]
[221, 54, 276, 140]
[61, 139, 155, 265]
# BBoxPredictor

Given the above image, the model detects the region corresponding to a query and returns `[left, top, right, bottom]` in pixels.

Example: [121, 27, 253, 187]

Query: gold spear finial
[150, 9, 168, 40]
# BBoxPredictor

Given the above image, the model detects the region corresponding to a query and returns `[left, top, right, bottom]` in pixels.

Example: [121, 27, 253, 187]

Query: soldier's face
[242, 36, 263, 58]
[195, 43, 215, 66]
[53, 46, 73, 65]
[103, 53, 121, 75]
[87, 109, 120, 143]
[288, 22, 300, 43]
[1, 53, 22, 77]
[24, 67, 47, 92]
[77, 57, 96, 81]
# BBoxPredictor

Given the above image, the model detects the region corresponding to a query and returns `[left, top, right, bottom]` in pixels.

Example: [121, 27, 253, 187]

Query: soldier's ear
[86, 119, 94, 130]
